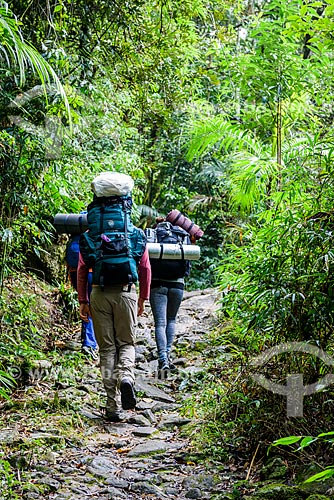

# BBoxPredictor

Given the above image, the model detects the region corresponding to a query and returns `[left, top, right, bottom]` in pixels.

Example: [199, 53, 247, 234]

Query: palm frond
[0, 5, 70, 123]
[186, 117, 261, 161]
[229, 154, 279, 210]
[186, 195, 220, 211]
[137, 205, 161, 218]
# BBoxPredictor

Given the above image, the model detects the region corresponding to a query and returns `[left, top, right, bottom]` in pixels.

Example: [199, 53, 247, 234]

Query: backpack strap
[180, 244, 185, 260]
[121, 198, 133, 291]
[99, 204, 106, 289]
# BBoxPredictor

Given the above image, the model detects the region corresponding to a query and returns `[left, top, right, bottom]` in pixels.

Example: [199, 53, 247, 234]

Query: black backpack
[79, 196, 147, 288]
[147, 222, 191, 280]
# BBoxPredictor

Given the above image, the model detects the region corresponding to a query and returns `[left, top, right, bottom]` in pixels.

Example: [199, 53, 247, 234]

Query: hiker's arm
[79, 303, 91, 322]
[137, 247, 151, 316]
[78, 253, 91, 322]
[137, 297, 145, 316]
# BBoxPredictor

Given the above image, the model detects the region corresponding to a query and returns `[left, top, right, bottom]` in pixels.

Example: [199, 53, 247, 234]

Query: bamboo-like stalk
[276, 83, 282, 190]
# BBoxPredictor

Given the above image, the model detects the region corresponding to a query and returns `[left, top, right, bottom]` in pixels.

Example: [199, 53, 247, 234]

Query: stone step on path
[23, 288, 230, 500]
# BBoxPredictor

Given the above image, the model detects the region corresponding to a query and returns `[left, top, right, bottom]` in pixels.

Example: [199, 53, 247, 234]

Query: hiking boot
[120, 379, 136, 410]
[158, 360, 169, 369]
[105, 409, 126, 422]
[167, 355, 177, 371]
[158, 361, 170, 380]
[82, 346, 99, 361]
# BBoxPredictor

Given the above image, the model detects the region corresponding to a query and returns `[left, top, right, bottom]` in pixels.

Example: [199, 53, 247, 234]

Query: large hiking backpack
[147, 222, 191, 280]
[79, 196, 146, 288]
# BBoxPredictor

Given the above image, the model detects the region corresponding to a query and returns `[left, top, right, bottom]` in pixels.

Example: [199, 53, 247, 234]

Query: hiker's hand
[138, 297, 145, 316]
[80, 303, 91, 322]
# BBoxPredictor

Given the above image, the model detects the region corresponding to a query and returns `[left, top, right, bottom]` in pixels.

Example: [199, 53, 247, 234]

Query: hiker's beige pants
[90, 285, 137, 411]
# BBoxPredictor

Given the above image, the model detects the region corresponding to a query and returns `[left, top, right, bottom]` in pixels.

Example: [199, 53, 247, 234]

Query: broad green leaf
[298, 436, 317, 450]
[272, 436, 302, 446]
[304, 469, 334, 483]
[317, 431, 334, 438]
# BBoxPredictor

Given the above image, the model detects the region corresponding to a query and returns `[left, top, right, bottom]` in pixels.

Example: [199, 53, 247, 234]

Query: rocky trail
[1, 288, 244, 500]
[2, 287, 333, 500]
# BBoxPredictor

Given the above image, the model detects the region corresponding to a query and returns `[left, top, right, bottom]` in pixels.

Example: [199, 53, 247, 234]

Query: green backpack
[79, 196, 146, 288]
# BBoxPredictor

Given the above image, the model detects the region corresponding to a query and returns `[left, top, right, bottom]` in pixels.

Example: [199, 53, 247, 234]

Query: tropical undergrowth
[0, 272, 84, 397]
[0, 271, 102, 499]
[0, 271, 113, 499]
[180, 321, 334, 466]
[180, 205, 334, 481]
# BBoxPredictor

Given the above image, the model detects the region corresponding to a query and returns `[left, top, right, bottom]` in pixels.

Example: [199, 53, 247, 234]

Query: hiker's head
[155, 216, 166, 224]
[91, 171, 134, 197]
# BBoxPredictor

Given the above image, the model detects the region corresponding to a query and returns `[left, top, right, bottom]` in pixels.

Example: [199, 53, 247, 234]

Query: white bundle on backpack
[91, 172, 134, 197]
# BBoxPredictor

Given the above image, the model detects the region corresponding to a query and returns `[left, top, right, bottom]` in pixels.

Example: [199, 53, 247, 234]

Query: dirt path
[1, 288, 232, 500]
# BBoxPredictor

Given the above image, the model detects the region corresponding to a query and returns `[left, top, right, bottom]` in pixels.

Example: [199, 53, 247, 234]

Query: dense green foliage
[178, 0, 334, 479]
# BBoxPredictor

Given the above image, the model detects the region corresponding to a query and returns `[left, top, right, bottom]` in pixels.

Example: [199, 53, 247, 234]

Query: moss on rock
[243, 483, 305, 500]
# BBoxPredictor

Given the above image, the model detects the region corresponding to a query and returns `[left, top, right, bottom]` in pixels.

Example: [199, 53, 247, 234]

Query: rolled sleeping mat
[53, 213, 88, 234]
[147, 243, 200, 260]
[166, 209, 204, 240]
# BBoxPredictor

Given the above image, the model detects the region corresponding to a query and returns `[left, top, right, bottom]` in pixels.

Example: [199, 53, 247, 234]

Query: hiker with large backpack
[66, 231, 98, 360]
[147, 214, 203, 379]
[77, 172, 151, 423]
